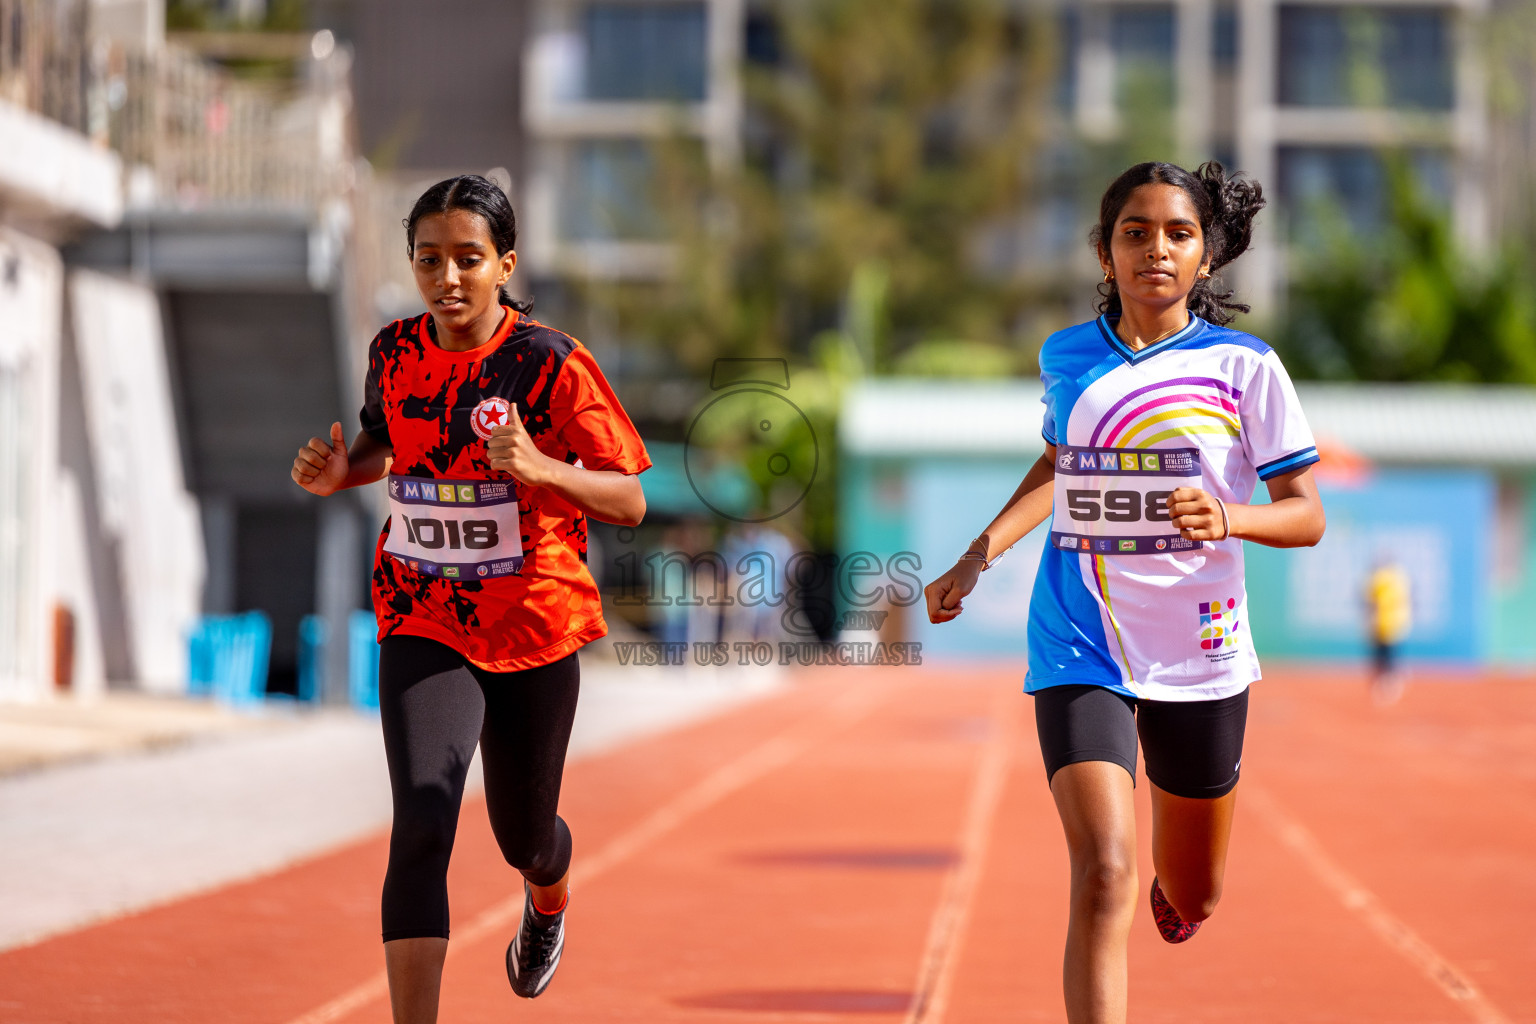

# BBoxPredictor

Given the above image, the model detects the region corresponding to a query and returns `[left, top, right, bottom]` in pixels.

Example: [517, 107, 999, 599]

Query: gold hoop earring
[1103, 270, 1113, 284]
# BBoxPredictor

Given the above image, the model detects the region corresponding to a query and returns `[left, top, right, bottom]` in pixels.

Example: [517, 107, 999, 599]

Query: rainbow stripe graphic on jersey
[1089, 377, 1242, 448]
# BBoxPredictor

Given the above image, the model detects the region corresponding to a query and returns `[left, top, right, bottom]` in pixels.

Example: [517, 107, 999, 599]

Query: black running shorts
[1031, 684, 1249, 799]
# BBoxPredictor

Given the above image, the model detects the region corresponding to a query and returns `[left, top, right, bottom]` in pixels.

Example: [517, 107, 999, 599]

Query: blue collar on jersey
[1095, 313, 1205, 365]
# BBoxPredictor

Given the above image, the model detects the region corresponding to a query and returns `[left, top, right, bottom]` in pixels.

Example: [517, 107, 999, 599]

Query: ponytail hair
[404, 174, 533, 314]
[1089, 160, 1264, 326]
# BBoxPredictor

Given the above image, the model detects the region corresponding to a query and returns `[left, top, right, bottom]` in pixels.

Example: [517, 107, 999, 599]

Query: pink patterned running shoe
[1150, 877, 1201, 943]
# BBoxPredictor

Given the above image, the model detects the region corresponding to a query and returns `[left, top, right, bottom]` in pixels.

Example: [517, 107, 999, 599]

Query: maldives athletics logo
[471, 396, 512, 440]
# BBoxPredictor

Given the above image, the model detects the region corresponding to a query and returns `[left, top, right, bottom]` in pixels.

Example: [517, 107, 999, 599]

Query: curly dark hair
[404, 174, 533, 314]
[1089, 161, 1265, 326]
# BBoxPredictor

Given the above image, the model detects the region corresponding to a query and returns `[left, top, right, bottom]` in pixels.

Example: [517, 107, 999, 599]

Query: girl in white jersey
[925, 162, 1325, 1024]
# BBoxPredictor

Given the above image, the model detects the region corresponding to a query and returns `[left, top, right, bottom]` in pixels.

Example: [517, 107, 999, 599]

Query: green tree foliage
[1275, 165, 1536, 384]
[580, 0, 1057, 546]
[588, 0, 1055, 375]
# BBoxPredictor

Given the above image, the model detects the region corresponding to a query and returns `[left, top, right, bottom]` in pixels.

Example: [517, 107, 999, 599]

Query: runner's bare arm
[292, 422, 392, 497]
[485, 405, 646, 527]
[924, 446, 1058, 624]
[1166, 465, 1323, 547]
[534, 463, 646, 527]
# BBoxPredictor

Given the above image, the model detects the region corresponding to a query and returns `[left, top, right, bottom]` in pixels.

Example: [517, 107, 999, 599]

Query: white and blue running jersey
[1026, 314, 1319, 702]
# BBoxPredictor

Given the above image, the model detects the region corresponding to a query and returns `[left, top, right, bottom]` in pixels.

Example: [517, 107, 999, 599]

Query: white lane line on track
[1245, 784, 1512, 1024]
[282, 683, 883, 1024]
[904, 691, 1018, 1024]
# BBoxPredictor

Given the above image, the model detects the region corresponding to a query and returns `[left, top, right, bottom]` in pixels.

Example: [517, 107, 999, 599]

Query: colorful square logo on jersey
[1140, 454, 1160, 472]
[456, 485, 475, 503]
[1199, 598, 1237, 623]
[1118, 540, 1137, 552]
[1120, 453, 1139, 472]
[403, 481, 420, 499]
[1098, 453, 1119, 471]
[442, 566, 460, 578]
[438, 484, 457, 502]
[1199, 598, 1241, 650]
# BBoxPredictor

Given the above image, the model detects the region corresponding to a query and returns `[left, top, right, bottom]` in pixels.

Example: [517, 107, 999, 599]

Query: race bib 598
[1051, 445, 1203, 556]
[383, 475, 524, 579]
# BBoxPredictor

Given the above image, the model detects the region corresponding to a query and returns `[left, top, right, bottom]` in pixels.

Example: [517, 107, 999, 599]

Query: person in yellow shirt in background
[1366, 558, 1412, 703]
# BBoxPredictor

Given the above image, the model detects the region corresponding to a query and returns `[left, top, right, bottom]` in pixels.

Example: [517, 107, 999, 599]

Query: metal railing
[2, 0, 355, 211]
[108, 43, 355, 210]
[0, 0, 91, 132]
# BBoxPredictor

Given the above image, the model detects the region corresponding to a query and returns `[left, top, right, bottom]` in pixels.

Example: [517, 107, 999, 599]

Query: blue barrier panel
[297, 614, 328, 703]
[1245, 469, 1495, 663]
[187, 612, 272, 705]
[349, 610, 381, 710]
[906, 457, 1043, 658]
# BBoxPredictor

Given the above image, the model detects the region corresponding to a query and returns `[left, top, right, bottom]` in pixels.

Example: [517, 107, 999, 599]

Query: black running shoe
[506, 883, 566, 998]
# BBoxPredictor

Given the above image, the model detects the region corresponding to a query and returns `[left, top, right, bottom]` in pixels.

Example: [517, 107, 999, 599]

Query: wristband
[1213, 497, 1231, 541]
[961, 537, 1005, 571]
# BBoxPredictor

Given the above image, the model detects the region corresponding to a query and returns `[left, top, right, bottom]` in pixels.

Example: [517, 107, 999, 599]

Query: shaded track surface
[3, 667, 1532, 1023]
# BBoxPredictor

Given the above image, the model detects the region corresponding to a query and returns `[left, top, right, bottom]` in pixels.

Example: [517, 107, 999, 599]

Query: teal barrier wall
[1245, 470, 1495, 663]
[1491, 473, 1536, 664]
[842, 453, 1534, 667]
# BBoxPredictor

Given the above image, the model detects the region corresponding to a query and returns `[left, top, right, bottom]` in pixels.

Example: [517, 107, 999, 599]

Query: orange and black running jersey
[361, 307, 650, 671]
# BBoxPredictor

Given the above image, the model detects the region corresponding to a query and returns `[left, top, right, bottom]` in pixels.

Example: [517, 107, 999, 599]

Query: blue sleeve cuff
[1257, 446, 1320, 480]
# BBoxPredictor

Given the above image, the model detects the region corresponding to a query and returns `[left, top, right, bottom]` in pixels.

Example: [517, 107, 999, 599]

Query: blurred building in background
[1, 0, 375, 702]
[518, 0, 741, 283]
[1058, 0, 1492, 314]
[3, 0, 1533, 700]
[0, 0, 194, 702]
[506, 0, 1503, 319]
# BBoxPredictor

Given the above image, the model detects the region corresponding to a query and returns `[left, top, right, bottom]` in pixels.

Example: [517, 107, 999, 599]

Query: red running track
[2, 666, 1533, 1023]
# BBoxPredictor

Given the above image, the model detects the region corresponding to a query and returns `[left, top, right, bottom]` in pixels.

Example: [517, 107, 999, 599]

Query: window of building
[1111, 5, 1176, 109]
[1278, 145, 1451, 239]
[1278, 5, 1453, 110]
[1056, 7, 1079, 113]
[1213, 4, 1238, 68]
[584, 2, 709, 102]
[560, 135, 710, 244]
[560, 140, 682, 242]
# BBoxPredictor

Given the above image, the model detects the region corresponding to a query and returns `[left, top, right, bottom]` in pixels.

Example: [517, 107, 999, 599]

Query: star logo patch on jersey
[471, 396, 512, 440]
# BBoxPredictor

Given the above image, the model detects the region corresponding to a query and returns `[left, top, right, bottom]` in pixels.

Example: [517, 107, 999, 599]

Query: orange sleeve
[550, 344, 652, 474]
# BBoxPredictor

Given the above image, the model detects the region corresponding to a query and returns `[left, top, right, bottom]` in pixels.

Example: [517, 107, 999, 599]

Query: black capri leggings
[378, 635, 580, 942]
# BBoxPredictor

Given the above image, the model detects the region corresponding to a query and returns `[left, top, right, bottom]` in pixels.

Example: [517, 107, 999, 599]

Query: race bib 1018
[1051, 445, 1204, 556]
[383, 475, 524, 579]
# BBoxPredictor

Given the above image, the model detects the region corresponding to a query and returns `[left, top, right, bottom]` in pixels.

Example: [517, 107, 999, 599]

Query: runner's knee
[389, 793, 459, 873]
[1070, 848, 1138, 917]
[501, 814, 571, 888]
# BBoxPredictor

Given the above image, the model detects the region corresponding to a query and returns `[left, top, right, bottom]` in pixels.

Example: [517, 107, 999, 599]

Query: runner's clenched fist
[485, 403, 555, 486]
[1166, 486, 1229, 542]
[292, 422, 350, 497]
